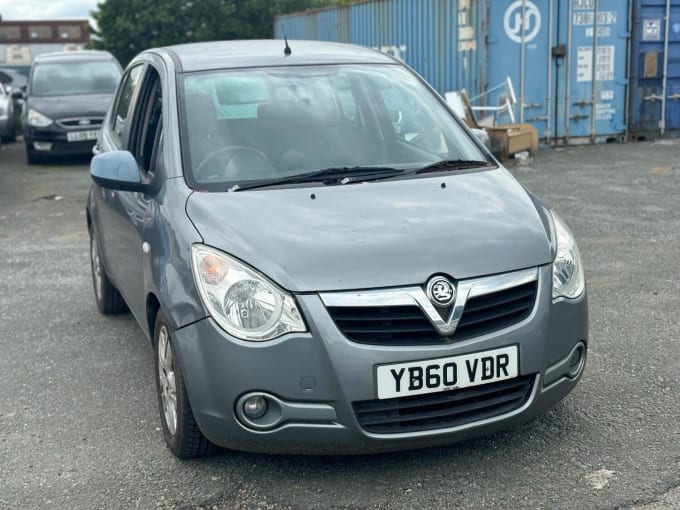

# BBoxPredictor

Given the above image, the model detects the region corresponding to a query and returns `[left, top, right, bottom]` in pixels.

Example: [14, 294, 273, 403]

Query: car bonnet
[26, 93, 114, 120]
[185, 168, 553, 293]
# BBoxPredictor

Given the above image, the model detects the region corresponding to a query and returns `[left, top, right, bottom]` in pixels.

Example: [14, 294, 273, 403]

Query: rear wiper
[413, 159, 492, 175]
[231, 166, 406, 191]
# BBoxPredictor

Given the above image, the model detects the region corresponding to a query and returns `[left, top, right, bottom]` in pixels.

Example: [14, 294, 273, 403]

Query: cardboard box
[486, 124, 539, 160]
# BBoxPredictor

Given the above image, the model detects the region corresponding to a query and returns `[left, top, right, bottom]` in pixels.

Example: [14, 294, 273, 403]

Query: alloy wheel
[91, 236, 103, 301]
[157, 325, 178, 435]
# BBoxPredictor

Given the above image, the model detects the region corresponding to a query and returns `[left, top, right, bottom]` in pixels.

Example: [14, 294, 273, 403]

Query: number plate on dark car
[67, 130, 99, 142]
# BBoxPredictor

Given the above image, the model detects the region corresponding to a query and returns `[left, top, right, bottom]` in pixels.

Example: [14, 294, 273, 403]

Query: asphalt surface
[0, 139, 678, 509]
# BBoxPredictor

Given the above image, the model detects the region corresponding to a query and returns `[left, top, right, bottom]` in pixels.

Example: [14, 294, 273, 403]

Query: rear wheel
[154, 311, 214, 458]
[89, 225, 127, 314]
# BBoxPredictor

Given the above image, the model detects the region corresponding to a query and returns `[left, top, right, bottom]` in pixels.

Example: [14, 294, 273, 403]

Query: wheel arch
[146, 292, 161, 343]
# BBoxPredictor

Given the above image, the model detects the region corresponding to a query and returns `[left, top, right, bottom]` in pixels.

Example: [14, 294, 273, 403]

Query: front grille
[327, 280, 537, 345]
[57, 117, 104, 128]
[353, 375, 534, 434]
[455, 280, 538, 339]
[326, 305, 437, 345]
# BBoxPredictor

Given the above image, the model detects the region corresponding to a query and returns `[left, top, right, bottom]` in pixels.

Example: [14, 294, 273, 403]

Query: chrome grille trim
[56, 117, 104, 129]
[320, 267, 539, 338]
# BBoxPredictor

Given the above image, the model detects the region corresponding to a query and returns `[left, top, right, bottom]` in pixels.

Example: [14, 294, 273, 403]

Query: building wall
[0, 20, 89, 70]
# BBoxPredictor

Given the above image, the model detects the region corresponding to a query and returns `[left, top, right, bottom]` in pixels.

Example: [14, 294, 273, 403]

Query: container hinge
[668, 94, 680, 101]
[572, 100, 593, 108]
[570, 114, 589, 121]
[522, 102, 543, 109]
[528, 115, 548, 122]
[643, 94, 664, 102]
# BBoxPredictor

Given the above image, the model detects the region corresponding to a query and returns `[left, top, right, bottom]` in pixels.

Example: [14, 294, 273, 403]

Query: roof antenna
[284, 36, 292, 56]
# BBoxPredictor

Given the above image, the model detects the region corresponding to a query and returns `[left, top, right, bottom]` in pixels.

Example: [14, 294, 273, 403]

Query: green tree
[91, 0, 331, 66]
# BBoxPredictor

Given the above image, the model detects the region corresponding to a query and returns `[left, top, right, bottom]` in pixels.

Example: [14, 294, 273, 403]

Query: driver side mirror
[90, 150, 146, 192]
[11, 89, 24, 99]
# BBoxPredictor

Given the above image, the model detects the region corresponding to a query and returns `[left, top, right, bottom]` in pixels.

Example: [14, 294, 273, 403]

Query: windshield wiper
[231, 166, 406, 192]
[413, 159, 492, 175]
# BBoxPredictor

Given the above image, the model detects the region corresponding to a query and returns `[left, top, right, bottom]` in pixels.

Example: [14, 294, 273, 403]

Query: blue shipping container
[274, 0, 489, 104]
[487, 0, 630, 143]
[275, 0, 631, 144]
[629, 0, 680, 136]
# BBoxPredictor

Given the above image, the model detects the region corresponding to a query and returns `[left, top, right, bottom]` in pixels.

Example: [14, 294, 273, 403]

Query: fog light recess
[567, 343, 586, 378]
[33, 142, 53, 151]
[235, 392, 283, 431]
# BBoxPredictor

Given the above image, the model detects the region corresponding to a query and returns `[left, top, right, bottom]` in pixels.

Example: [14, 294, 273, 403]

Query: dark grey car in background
[22, 50, 121, 164]
[87, 40, 588, 458]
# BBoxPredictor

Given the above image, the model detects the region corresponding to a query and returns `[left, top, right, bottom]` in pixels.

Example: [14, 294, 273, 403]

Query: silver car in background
[87, 40, 588, 458]
[0, 82, 16, 142]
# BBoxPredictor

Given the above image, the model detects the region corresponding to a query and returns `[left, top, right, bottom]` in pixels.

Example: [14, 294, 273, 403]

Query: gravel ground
[0, 138, 678, 509]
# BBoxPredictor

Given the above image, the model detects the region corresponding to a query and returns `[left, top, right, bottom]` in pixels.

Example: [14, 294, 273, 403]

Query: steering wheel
[194, 146, 273, 182]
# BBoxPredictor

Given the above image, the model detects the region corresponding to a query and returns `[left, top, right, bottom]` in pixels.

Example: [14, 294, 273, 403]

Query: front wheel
[26, 145, 40, 165]
[154, 311, 214, 458]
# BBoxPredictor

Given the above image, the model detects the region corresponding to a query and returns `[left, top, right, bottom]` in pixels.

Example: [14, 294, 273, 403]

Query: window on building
[0, 26, 21, 40]
[29, 26, 53, 40]
[58, 25, 82, 40]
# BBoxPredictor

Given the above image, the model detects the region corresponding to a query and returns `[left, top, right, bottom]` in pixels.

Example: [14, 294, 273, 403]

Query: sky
[0, 0, 99, 21]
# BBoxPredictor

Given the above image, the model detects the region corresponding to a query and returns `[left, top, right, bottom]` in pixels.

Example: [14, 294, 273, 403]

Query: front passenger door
[94, 63, 145, 295]
[102, 63, 164, 323]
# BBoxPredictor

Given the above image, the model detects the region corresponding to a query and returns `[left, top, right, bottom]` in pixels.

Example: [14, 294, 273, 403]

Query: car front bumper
[24, 125, 98, 156]
[172, 265, 588, 454]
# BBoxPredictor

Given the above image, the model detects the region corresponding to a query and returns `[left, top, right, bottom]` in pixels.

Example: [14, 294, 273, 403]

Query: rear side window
[112, 65, 144, 142]
[129, 67, 163, 175]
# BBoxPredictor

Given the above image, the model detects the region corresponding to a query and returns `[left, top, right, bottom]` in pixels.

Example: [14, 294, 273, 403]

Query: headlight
[27, 108, 53, 127]
[191, 245, 306, 341]
[551, 211, 585, 299]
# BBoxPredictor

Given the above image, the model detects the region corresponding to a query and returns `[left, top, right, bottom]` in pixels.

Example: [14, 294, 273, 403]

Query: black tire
[153, 311, 214, 458]
[89, 225, 127, 314]
[26, 145, 40, 165]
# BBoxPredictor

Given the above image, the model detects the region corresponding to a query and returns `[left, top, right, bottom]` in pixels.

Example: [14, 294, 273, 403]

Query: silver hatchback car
[87, 40, 588, 458]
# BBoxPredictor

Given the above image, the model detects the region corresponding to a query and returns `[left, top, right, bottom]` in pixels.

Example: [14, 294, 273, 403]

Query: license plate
[376, 345, 518, 399]
[67, 130, 99, 142]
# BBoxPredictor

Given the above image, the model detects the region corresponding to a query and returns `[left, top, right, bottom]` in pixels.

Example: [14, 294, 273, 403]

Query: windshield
[31, 60, 121, 97]
[180, 64, 489, 187]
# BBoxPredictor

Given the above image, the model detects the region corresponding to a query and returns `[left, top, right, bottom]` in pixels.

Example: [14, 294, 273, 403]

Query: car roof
[161, 40, 396, 73]
[33, 50, 116, 64]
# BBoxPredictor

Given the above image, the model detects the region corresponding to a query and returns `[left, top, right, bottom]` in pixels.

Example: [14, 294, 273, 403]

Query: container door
[487, 0, 554, 137]
[560, 0, 630, 142]
[630, 0, 680, 136]
[487, 0, 629, 143]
